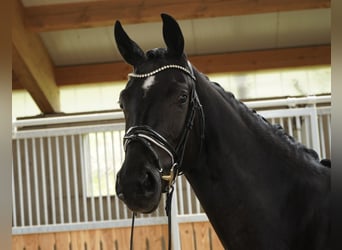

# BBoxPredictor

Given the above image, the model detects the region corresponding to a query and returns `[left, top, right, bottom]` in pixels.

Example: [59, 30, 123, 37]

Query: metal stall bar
[84, 134, 96, 221]
[95, 132, 104, 221]
[63, 135, 72, 223]
[79, 135, 88, 222]
[16, 139, 25, 226]
[32, 139, 40, 225]
[12, 163, 17, 227]
[104, 132, 112, 220]
[24, 139, 33, 226]
[287, 117, 293, 137]
[47, 137, 56, 224]
[112, 131, 121, 220]
[176, 177, 184, 215]
[39, 137, 49, 225]
[55, 137, 64, 223]
[71, 135, 81, 222]
[308, 107, 321, 158]
[295, 116, 302, 143]
[318, 115, 326, 159]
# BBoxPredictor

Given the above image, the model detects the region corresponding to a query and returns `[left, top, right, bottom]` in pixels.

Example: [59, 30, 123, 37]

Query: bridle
[123, 62, 205, 250]
[124, 62, 203, 188]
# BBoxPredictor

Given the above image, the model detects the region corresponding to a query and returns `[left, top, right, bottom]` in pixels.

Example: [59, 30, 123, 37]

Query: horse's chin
[125, 191, 162, 214]
[123, 170, 163, 214]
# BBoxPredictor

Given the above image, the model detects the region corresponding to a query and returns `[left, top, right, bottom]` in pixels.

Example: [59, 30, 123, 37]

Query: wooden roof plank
[54, 45, 331, 86]
[12, 0, 60, 113]
[24, 0, 330, 32]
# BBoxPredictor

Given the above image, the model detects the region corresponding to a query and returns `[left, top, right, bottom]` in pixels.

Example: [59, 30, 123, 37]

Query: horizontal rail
[258, 107, 317, 119]
[244, 95, 330, 109]
[13, 123, 125, 139]
[12, 214, 209, 235]
[12, 112, 124, 130]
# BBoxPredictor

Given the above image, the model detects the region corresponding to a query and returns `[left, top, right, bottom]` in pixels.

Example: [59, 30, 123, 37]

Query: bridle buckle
[161, 163, 178, 186]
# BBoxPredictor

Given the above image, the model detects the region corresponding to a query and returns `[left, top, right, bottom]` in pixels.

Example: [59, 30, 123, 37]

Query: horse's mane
[208, 81, 326, 165]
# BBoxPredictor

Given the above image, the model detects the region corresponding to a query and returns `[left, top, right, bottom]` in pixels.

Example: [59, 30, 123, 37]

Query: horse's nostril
[143, 173, 151, 187]
[141, 171, 156, 190]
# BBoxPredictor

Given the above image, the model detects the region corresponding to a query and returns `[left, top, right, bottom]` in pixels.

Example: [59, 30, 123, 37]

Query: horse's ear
[161, 13, 184, 58]
[114, 21, 146, 66]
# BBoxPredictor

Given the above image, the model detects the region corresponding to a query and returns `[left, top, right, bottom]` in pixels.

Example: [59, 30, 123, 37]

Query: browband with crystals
[128, 63, 196, 81]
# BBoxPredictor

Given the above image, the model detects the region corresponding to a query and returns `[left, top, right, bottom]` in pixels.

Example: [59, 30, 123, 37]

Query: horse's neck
[183, 73, 300, 249]
[182, 75, 268, 248]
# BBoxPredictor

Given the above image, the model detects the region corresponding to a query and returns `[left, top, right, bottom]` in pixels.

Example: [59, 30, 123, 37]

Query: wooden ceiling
[12, 0, 331, 114]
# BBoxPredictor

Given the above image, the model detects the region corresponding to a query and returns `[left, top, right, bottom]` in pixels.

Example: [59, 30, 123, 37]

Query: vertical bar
[32, 139, 40, 225]
[119, 130, 128, 219]
[304, 116, 311, 148]
[12, 164, 17, 227]
[112, 131, 120, 220]
[195, 196, 201, 214]
[24, 139, 33, 226]
[177, 176, 184, 215]
[39, 137, 49, 225]
[318, 116, 326, 159]
[295, 116, 302, 143]
[79, 135, 88, 222]
[118, 130, 125, 168]
[171, 187, 181, 250]
[47, 137, 56, 224]
[186, 181, 192, 214]
[279, 117, 284, 128]
[287, 117, 293, 137]
[154, 204, 162, 217]
[104, 132, 112, 220]
[55, 136, 64, 223]
[16, 140, 25, 226]
[71, 135, 80, 222]
[95, 132, 104, 220]
[123, 204, 128, 219]
[63, 136, 72, 223]
[308, 107, 321, 158]
[86, 134, 96, 221]
[327, 114, 331, 150]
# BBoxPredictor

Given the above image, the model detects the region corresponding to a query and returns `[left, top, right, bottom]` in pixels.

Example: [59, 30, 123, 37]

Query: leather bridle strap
[125, 63, 204, 250]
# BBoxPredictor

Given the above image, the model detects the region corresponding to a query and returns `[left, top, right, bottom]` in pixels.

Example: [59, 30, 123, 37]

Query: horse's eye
[179, 94, 188, 104]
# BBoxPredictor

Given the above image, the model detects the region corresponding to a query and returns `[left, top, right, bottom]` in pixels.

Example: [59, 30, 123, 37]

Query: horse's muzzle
[115, 165, 162, 213]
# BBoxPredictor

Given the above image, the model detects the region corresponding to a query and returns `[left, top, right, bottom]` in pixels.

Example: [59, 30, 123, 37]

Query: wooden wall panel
[38, 233, 55, 250]
[179, 222, 224, 250]
[11, 222, 222, 250]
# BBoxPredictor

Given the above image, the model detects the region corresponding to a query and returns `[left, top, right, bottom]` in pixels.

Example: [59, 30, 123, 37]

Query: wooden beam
[55, 62, 132, 86]
[12, 0, 60, 113]
[54, 45, 330, 86]
[190, 45, 331, 74]
[24, 0, 330, 32]
[12, 71, 22, 90]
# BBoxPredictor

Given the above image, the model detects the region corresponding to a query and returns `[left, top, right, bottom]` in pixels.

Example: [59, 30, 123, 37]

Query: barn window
[83, 130, 125, 197]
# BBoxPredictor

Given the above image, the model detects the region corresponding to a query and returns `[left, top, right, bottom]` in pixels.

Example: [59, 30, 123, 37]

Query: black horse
[114, 14, 330, 250]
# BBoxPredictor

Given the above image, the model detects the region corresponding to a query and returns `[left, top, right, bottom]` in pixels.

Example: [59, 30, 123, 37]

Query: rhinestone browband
[128, 64, 196, 81]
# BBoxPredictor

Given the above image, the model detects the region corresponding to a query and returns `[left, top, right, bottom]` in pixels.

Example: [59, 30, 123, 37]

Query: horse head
[114, 14, 202, 213]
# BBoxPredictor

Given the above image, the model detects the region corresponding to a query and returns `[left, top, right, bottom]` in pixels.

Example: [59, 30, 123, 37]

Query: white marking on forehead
[142, 76, 156, 96]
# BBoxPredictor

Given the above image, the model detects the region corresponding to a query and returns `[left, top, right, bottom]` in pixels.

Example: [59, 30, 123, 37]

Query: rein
[124, 63, 204, 250]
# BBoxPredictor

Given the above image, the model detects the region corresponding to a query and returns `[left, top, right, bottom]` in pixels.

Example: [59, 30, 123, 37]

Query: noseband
[123, 63, 204, 189]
